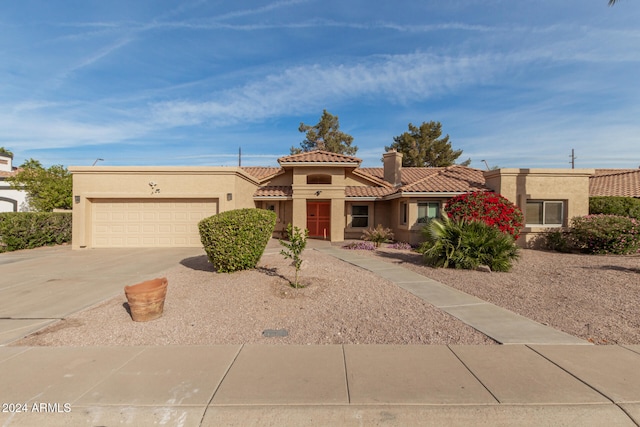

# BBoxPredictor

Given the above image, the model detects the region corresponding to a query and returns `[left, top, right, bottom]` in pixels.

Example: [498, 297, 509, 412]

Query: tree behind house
[385, 121, 470, 167]
[290, 110, 358, 155]
[7, 159, 72, 211]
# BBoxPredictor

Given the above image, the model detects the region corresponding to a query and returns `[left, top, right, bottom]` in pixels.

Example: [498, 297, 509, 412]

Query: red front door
[306, 201, 331, 239]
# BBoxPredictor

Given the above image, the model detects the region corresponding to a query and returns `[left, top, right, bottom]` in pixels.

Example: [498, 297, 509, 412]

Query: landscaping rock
[476, 265, 492, 273]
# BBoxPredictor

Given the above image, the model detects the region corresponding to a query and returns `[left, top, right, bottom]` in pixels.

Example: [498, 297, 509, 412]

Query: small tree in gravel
[279, 223, 309, 288]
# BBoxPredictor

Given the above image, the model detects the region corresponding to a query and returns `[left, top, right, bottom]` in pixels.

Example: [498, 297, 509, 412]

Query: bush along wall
[0, 212, 72, 252]
[589, 196, 640, 220]
[570, 214, 640, 255]
[198, 208, 277, 273]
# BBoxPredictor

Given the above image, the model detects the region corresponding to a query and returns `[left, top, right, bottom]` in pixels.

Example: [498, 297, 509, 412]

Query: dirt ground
[13, 242, 640, 346]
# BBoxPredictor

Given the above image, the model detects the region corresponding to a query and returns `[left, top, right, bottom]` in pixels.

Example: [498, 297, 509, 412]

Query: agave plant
[419, 216, 519, 272]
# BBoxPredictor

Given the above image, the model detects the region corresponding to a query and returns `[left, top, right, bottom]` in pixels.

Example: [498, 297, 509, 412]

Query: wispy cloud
[150, 51, 499, 127]
[62, 37, 133, 76]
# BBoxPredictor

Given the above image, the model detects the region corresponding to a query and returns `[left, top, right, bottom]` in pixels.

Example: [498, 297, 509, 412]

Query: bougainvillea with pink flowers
[444, 191, 524, 239]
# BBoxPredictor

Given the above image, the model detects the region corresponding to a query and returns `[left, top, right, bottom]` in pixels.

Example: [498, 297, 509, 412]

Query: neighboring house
[69, 150, 594, 249]
[0, 152, 29, 212]
[590, 169, 640, 198]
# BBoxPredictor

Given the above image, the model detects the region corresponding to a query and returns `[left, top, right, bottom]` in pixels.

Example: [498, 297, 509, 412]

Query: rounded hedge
[198, 208, 277, 273]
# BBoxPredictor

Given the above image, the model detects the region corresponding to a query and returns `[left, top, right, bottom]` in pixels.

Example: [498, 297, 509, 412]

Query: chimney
[383, 150, 403, 187]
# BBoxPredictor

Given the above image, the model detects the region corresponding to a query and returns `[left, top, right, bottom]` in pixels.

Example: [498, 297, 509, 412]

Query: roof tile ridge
[242, 166, 285, 182]
[351, 169, 393, 188]
[593, 169, 639, 177]
[401, 165, 486, 191]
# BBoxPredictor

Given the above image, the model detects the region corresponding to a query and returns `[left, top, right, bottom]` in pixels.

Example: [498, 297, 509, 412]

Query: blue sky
[2, 0, 639, 169]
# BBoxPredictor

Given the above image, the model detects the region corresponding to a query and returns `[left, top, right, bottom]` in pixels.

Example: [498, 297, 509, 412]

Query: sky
[1, 0, 639, 170]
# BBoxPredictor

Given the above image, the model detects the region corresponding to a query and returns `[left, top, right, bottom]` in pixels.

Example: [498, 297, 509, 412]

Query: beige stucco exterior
[483, 168, 595, 247]
[69, 166, 259, 249]
[69, 152, 596, 250]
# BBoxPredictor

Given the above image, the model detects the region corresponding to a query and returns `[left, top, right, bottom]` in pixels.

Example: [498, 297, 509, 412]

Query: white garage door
[92, 198, 218, 247]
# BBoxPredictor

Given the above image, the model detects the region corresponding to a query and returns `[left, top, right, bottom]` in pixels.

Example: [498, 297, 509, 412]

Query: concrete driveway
[0, 245, 204, 345]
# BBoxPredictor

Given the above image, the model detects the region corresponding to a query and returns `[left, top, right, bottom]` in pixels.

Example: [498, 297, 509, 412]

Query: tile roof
[241, 167, 282, 181]
[401, 166, 488, 193]
[346, 186, 396, 198]
[590, 169, 640, 197]
[0, 168, 18, 178]
[253, 186, 293, 198]
[359, 166, 488, 193]
[278, 150, 362, 165]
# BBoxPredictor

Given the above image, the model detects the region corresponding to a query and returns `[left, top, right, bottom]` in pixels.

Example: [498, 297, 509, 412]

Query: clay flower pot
[124, 277, 168, 322]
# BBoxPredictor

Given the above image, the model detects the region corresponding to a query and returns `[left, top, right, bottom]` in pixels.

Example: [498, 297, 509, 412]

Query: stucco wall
[289, 166, 348, 242]
[69, 166, 258, 248]
[484, 168, 594, 247]
[0, 181, 29, 212]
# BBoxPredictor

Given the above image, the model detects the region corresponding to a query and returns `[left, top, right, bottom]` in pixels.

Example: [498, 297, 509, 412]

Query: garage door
[92, 198, 218, 247]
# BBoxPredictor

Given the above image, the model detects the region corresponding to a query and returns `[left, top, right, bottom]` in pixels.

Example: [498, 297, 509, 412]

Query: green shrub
[419, 216, 519, 272]
[0, 212, 72, 252]
[570, 214, 640, 255]
[198, 208, 276, 273]
[361, 224, 394, 248]
[589, 196, 640, 220]
[543, 229, 573, 253]
[279, 224, 309, 288]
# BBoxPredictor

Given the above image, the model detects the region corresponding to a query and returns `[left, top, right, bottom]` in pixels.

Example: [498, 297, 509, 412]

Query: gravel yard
[13, 240, 640, 346]
[361, 247, 640, 344]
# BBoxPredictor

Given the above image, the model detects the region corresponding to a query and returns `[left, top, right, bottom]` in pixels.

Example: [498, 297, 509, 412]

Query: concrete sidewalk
[1, 344, 639, 426]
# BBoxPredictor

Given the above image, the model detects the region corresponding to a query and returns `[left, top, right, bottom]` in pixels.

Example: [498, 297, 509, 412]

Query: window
[526, 201, 564, 226]
[307, 174, 331, 184]
[400, 202, 407, 225]
[352, 205, 369, 228]
[417, 202, 440, 223]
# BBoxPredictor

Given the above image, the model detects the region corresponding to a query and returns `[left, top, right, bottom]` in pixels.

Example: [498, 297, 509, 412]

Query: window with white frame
[526, 200, 564, 226]
[417, 201, 440, 223]
[351, 205, 369, 228]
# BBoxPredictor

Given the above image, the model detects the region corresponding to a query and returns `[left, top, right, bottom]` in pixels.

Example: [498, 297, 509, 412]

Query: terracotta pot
[124, 277, 168, 322]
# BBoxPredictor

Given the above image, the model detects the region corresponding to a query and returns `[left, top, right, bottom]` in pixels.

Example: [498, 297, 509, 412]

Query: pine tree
[385, 121, 470, 167]
[290, 110, 357, 155]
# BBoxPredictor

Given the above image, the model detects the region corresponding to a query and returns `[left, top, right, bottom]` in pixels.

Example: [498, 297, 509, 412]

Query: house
[589, 169, 640, 198]
[69, 150, 594, 249]
[0, 152, 29, 212]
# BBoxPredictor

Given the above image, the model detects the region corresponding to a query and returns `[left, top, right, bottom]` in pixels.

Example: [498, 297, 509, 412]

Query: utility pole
[238, 147, 242, 167]
[569, 149, 576, 169]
